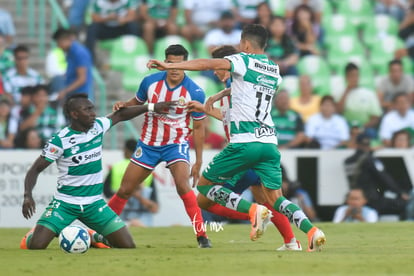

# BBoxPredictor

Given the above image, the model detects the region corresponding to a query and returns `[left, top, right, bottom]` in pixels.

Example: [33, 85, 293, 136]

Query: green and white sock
[274, 196, 313, 233]
[92, 232, 110, 246]
[198, 185, 252, 213]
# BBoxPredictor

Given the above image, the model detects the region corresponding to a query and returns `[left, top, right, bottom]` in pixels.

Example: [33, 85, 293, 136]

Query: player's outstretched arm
[113, 97, 141, 111]
[109, 101, 177, 125]
[22, 157, 52, 219]
[147, 58, 231, 72]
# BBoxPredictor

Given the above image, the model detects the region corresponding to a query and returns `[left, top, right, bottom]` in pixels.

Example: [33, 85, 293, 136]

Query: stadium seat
[369, 35, 405, 75]
[329, 75, 346, 101]
[402, 57, 413, 74]
[121, 55, 152, 92]
[279, 75, 299, 97]
[194, 40, 210, 59]
[323, 14, 358, 49]
[269, 0, 285, 16]
[337, 0, 374, 28]
[98, 39, 116, 51]
[327, 35, 365, 74]
[110, 35, 149, 71]
[191, 75, 220, 98]
[153, 35, 192, 60]
[297, 55, 331, 95]
[363, 14, 399, 49]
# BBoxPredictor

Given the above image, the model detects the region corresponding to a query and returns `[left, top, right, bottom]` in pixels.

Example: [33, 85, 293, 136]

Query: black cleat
[197, 236, 212, 248]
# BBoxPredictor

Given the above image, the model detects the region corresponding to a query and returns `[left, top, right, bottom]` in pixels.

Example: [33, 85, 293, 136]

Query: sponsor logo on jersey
[134, 147, 143, 159]
[253, 62, 279, 74]
[256, 75, 277, 89]
[84, 151, 101, 161]
[254, 126, 275, 138]
[71, 146, 80, 154]
[72, 155, 83, 164]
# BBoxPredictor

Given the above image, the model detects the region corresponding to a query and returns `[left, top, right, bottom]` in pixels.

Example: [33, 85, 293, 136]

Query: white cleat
[277, 240, 303, 251]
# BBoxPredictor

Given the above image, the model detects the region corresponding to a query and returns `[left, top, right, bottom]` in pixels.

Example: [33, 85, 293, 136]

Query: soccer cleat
[20, 227, 35, 249]
[88, 229, 110, 249]
[249, 204, 272, 241]
[307, 227, 326, 252]
[277, 240, 303, 251]
[197, 236, 212, 248]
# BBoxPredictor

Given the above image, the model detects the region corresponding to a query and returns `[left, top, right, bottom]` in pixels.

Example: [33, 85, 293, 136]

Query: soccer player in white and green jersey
[147, 24, 326, 252]
[20, 93, 174, 249]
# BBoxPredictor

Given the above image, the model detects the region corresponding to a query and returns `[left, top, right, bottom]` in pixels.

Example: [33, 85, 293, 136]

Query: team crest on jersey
[134, 147, 143, 159]
[178, 96, 186, 107]
[71, 146, 80, 154]
[90, 127, 98, 135]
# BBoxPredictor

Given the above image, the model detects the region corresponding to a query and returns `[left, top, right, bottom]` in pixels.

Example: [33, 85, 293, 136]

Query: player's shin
[263, 202, 295, 243]
[197, 185, 252, 213]
[108, 193, 128, 215]
[274, 196, 314, 233]
[180, 190, 207, 237]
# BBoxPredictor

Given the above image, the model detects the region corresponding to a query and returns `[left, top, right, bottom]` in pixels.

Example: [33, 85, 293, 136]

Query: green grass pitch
[1, 223, 414, 276]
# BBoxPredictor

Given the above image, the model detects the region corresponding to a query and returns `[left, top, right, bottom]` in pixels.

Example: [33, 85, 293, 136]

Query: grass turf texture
[1, 223, 413, 276]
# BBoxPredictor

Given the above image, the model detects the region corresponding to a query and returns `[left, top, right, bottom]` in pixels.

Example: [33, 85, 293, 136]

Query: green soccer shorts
[202, 142, 282, 190]
[37, 198, 126, 236]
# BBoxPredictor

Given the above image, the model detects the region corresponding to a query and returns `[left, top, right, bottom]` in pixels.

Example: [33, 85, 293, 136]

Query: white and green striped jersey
[41, 117, 112, 205]
[225, 52, 282, 144]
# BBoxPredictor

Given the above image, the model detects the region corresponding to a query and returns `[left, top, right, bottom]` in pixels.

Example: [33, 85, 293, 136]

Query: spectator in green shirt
[0, 34, 14, 75]
[271, 89, 306, 148]
[139, 0, 179, 55]
[266, 16, 299, 76]
[86, 0, 139, 62]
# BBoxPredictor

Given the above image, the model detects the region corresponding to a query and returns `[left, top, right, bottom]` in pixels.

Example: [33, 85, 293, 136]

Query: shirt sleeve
[364, 207, 379, 223]
[41, 135, 64, 163]
[332, 206, 347, 223]
[97, 117, 112, 133]
[305, 115, 317, 137]
[189, 85, 206, 120]
[339, 117, 350, 141]
[3, 73, 11, 94]
[183, 0, 193, 9]
[225, 54, 247, 76]
[368, 91, 383, 117]
[136, 76, 149, 103]
[295, 113, 305, 132]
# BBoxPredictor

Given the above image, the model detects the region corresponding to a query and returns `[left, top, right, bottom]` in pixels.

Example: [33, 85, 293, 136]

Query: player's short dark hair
[13, 44, 29, 56]
[320, 95, 335, 105]
[211, 45, 238, 58]
[165, 44, 189, 60]
[241, 24, 268, 49]
[125, 139, 136, 152]
[63, 93, 89, 119]
[52, 27, 75, 40]
[345, 62, 359, 75]
[388, 59, 402, 68]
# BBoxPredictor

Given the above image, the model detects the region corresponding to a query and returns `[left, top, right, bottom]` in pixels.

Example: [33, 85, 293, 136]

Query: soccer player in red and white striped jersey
[108, 44, 211, 248]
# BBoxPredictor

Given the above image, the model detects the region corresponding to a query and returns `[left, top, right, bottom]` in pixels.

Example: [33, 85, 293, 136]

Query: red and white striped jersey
[136, 72, 206, 146]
